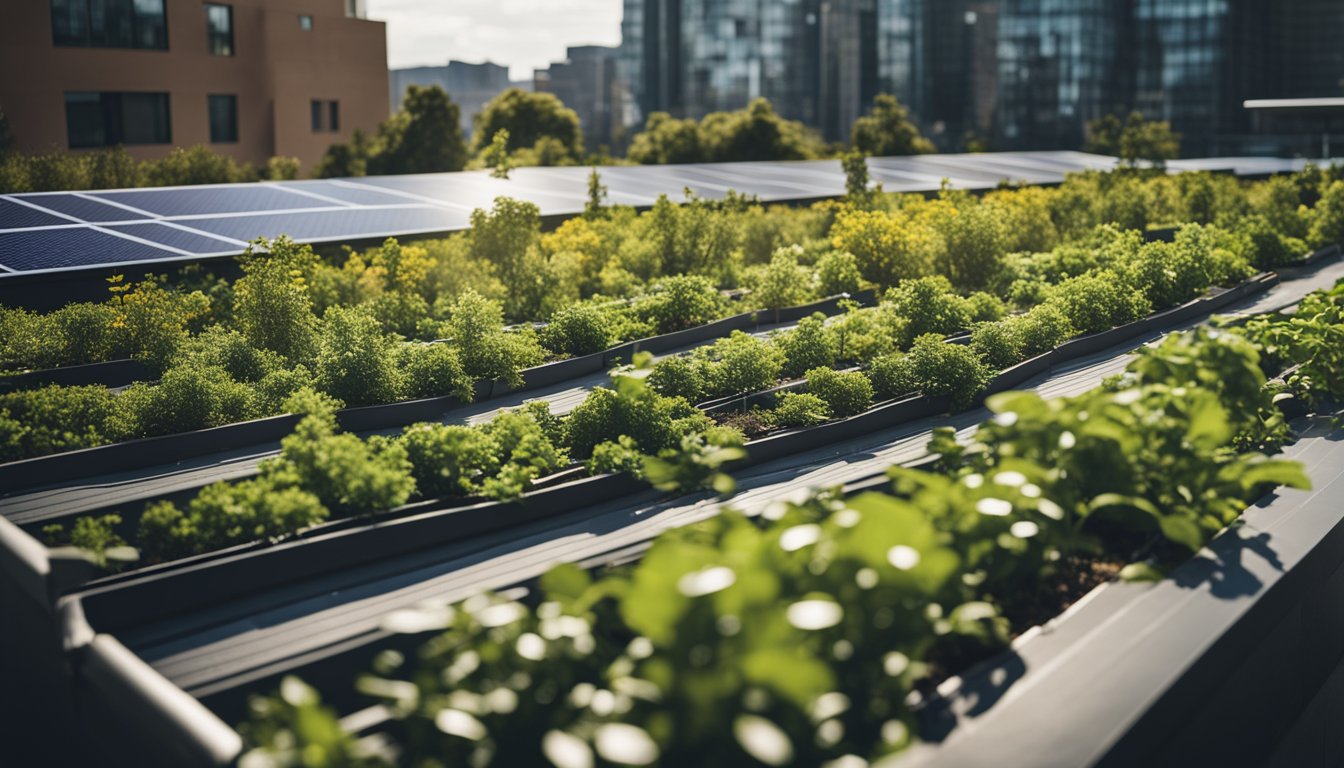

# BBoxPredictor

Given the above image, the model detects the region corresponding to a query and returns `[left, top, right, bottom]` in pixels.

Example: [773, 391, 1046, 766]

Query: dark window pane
[205, 3, 233, 56]
[120, 92, 170, 144]
[65, 92, 107, 148]
[89, 0, 134, 47]
[209, 94, 239, 143]
[328, 101, 340, 132]
[311, 100, 323, 131]
[52, 0, 91, 46]
[133, 0, 167, 49]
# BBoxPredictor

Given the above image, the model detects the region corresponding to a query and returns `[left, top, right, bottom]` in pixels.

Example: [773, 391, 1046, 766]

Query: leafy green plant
[778, 312, 837, 378]
[815, 250, 864, 296]
[772, 391, 832, 427]
[642, 433, 746, 495]
[805, 367, 873, 417]
[398, 342, 473, 401]
[586, 435, 646, 477]
[541, 303, 613, 357]
[314, 305, 402, 407]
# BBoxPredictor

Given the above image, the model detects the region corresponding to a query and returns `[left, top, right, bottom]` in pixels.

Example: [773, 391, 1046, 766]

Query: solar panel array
[0, 151, 1310, 276]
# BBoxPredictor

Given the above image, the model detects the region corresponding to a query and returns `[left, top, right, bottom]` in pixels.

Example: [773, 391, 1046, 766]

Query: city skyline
[368, 0, 621, 79]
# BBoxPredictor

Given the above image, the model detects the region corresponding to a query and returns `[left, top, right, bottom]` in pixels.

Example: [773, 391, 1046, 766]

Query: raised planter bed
[0, 358, 152, 392]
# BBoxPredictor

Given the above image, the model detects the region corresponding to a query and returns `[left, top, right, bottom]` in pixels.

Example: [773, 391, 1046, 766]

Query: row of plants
[0, 145, 301, 195]
[235, 274, 1340, 766]
[34, 206, 1287, 577]
[4, 162, 1340, 463]
[36, 348, 751, 567]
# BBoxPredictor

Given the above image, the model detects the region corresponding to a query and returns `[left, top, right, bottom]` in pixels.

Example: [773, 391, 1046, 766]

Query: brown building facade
[0, 0, 388, 171]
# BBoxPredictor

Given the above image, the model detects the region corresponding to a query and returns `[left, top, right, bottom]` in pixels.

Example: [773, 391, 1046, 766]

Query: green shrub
[648, 356, 705, 403]
[826, 302, 897, 364]
[586, 435, 646, 477]
[400, 423, 501, 498]
[887, 275, 970, 342]
[314, 305, 402, 407]
[269, 409, 416, 514]
[815, 250, 864, 296]
[1244, 215, 1308, 269]
[805, 366, 873, 417]
[751, 246, 815, 309]
[565, 366, 708, 458]
[1014, 304, 1074, 356]
[970, 320, 1025, 371]
[697, 331, 784, 399]
[778, 312, 837, 378]
[870, 334, 991, 407]
[480, 408, 568, 476]
[965, 291, 1006, 322]
[1308, 180, 1344, 249]
[772, 391, 831, 426]
[445, 290, 544, 387]
[541, 303, 612, 357]
[254, 366, 317, 415]
[149, 476, 328, 561]
[935, 193, 1005, 290]
[173, 327, 285, 383]
[1047, 270, 1149, 336]
[111, 365, 254, 440]
[398, 343, 473, 401]
[234, 238, 319, 360]
[637, 274, 729, 333]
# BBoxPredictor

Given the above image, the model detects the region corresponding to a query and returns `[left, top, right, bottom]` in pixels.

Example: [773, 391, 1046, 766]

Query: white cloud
[366, 0, 623, 80]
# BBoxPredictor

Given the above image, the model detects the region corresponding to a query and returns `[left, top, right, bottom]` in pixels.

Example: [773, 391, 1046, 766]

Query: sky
[366, 0, 623, 81]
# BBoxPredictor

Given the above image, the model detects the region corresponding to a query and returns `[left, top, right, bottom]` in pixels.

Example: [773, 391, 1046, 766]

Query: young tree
[472, 88, 584, 163]
[626, 112, 704, 164]
[369, 85, 469, 174]
[1086, 111, 1181, 168]
[850, 94, 936, 156]
[700, 98, 823, 162]
[585, 167, 608, 217]
[484, 129, 513, 180]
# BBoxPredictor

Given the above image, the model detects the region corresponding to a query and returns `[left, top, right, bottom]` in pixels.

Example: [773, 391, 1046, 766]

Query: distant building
[535, 46, 622, 152]
[388, 60, 511, 138]
[0, 0, 388, 171]
[618, 0, 1344, 155]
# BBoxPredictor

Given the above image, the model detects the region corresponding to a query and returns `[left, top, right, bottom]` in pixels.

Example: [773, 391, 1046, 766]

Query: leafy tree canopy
[628, 98, 824, 164]
[472, 88, 584, 163]
[1086, 111, 1182, 168]
[850, 94, 935, 156]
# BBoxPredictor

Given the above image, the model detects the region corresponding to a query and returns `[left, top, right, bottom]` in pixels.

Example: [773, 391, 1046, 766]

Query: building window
[51, 0, 167, 50]
[311, 99, 340, 132]
[65, 91, 171, 148]
[205, 3, 233, 56]
[299, 14, 313, 30]
[208, 94, 238, 143]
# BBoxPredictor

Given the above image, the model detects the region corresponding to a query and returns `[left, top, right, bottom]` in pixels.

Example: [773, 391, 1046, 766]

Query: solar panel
[91, 185, 332, 217]
[0, 198, 72, 230]
[0, 152, 1313, 278]
[0, 227, 177, 272]
[105, 223, 242, 254]
[175, 205, 469, 242]
[14, 193, 151, 223]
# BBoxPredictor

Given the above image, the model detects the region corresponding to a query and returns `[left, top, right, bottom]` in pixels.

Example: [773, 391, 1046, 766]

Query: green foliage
[805, 367, 873, 417]
[566, 357, 708, 458]
[484, 129, 513, 180]
[65, 514, 135, 570]
[772, 391, 831, 427]
[829, 207, 940, 288]
[643, 433, 746, 495]
[143, 146, 254, 186]
[370, 85, 468, 175]
[695, 331, 785, 399]
[398, 342, 473, 401]
[636, 274, 729, 333]
[239, 677, 383, 768]
[1230, 278, 1344, 408]
[400, 423, 501, 498]
[264, 156, 300, 181]
[269, 406, 416, 515]
[779, 312, 838, 378]
[815, 250, 864, 296]
[647, 355, 705, 403]
[628, 98, 824, 164]
[111, 365, 254, 440]
[469, 197, 545, 318]
[585, 168, 608, 217]
[542, 303, 613, 357]
[887, 275, 970, 342]
[473, 88, 584, 163]
[970, 320, 1026, 371]
[586, 435, 646, 477]
[1308, 180, 1344, 249]
[751, 246, 815, 309]
[1046, 270, 1149, 336]
[1085, 112, 1181, 168]
[234, 238, 319, 360]
[445, 289, 543, 387]
[850, 93, 936, 156]
[871, 334, 991, 407]
[314, 305, 401, 407]
[313, 129, 371, 178]
[933, 191, 1006, 291]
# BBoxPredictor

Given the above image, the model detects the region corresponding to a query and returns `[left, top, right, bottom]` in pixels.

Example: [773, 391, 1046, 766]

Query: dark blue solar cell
[0, 227, 178, 272]
[105, 223, 242, 254]
[281, 180, 412, 206]
[0, 199, 71, 230]
[13, 193, 150, 223]
[91, 186, 326, 217]
[175, 206, 470, 242]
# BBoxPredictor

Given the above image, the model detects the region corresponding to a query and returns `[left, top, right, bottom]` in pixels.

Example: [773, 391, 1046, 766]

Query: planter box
[895, 418, 1344, 768]
[0, 358, 151, 392]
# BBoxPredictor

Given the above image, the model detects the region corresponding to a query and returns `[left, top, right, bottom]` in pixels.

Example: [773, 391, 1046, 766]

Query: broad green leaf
[1119, 562, 1168, 582]
[1157, 515, 1205, 551]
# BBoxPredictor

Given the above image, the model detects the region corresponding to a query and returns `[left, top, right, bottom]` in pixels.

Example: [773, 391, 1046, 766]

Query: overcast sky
[366, 0, 623, 81]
